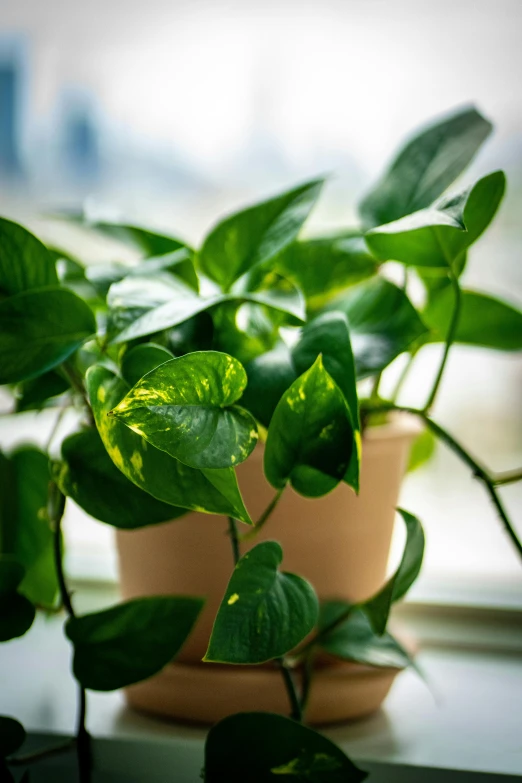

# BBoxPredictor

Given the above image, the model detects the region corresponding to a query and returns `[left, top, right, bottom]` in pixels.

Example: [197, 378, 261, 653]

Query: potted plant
[1, 105, 521, 782]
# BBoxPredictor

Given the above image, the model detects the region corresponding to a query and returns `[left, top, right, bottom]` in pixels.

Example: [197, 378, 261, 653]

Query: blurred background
[1, 0, 521, 605]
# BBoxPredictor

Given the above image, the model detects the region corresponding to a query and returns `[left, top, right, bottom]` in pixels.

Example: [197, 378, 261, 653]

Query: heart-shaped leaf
[55, 429, 183, 529]
[205, 712, 367, 782]
[0, 448, 58, 607]
[319, 602, 412, 669]
[0, 218, 58, 296]
[0, 559, 35, 642]
[0, 287, 96, 384]
[424, 288, 522, 351]
[365, 171, 505, 268]
[276, 234, 378, 312]
[198, 179, 324, 291]
[325, 277, 428, 378]
[111, 352, 258, 470]
[0, 716, 26, 759]
[86, 365, 251, 523]
[362, 509, 425, 635]
[66, 595, 204, 691]
[359, 106, 492, 228]
[264, 356, 354, 497]
[120, 343, 174, 387]
[204, 541, 318, 664]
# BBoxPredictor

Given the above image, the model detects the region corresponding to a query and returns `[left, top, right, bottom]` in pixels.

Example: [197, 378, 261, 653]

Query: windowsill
[2, 582, 521, 779]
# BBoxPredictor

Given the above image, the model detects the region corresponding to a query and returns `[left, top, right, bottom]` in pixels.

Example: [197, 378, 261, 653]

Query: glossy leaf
[66, 595, 204, 691]
[204, 541, 318, 664]
[198, 179, 324, 291]
[121, 343, 174, 387]
[276, 234, 378, 311]
[293, 312, 361, 490]
[264, 356, 354, 497]
[326, 277, 428, 378]
[241, 342, 297, 429]
[407, 429, 436, 473]
[365, 171, 506, 268]
[319, 602, 412, 669]
[362, 509, 425, 635]
[86, 365, 251, 523]
[87, 249, 198, 298]
[55, 429, 182, 529]
[112, 352, 258, 469]
[0, 217, 58, 296]
[110, 286, 305, 345]
[205, 712, 367, 782]
[359, 106, 492, 228]
[0, 559, 35, 642]
[0, 448, 58, 607]
[0, 716, 26, 759]
[424, 288, 522, 351]
[0, 287, 96, 384]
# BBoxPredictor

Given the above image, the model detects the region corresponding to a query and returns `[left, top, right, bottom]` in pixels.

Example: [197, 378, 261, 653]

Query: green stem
[493, 469, 522, 487]
[61, 362, 94, 426]
[239, 488, 285, 542]
[49, 482, 92, 781]
[277, 660, 303, 722]
[391, 353, 414, 403]
[296, 605, 354, 660]
[363, 402, 522, 561]
[227, 517, 241, 567]
[424, 264, 461, 412]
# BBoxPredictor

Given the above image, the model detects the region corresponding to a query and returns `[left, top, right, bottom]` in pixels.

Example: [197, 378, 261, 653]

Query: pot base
[124, 660, 399, 726]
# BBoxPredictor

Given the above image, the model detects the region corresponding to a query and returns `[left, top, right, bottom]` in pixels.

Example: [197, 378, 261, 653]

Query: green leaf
[55, 429, 183, 529]
[293, 312, 361, 490]
[86, 365, 251, 523]
[264, 356, 354, 498]
[362, 509, 425, 635]
[0, 558, 35, 642]
[205, 712, 367, 782]
[365, 171, 506, 268]
[359, 106, 493, 228]
[14, 370, 69, 413]
[87, 221, 189, 258]
[111, 352, 258, 470]
[198, 179, 324, 291]
[407, 428, 436, 473]
[424, 288, 522, 351]
[212, 301, 279, 366]
[0, 217, 58, 296]
[326, 277, 428, 378]
[319, 603, 412, 669]
[0, 716, 26, 758]
[121, 343, 174, 387]
[110, 287, 305, 345]
[87, 249, 198, 299]
[241, 342, 297, 429]
[0, 287, 96, 384]
[276, 234, 378, 312]
[0, 448, 58, 607]
[65, 595, 204, 691]
[204, 541, 318, 664]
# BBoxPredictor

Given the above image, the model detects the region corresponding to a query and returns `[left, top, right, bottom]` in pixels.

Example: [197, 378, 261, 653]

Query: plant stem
[239, 488, 285, 541]
[277, 660, 303, 722]
[61, 361, 94, 426]
[424, 265, 461, 413]
[493, 469, 522, 486]
[363, 402, 522, 561]
[226, 512, 305, 721]
[391, 353, 414, 403]
[49, 482, 92, 781]
[227, 516, 241, 567]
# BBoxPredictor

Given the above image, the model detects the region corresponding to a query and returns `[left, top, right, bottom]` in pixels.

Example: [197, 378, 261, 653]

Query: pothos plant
[1, 105, 522, 782]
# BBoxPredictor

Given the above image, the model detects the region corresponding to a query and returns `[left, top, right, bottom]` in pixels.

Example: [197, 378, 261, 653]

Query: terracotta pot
[116, 414, 420, 725]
